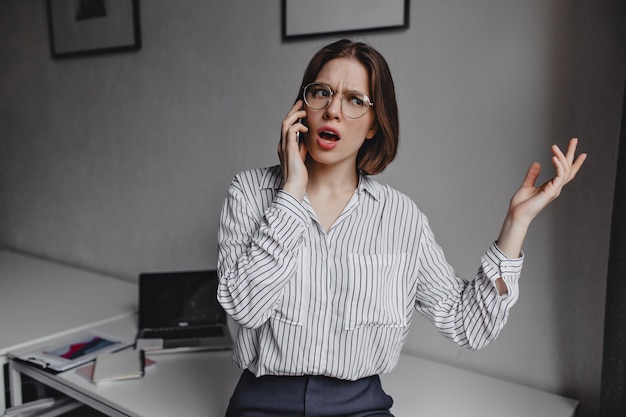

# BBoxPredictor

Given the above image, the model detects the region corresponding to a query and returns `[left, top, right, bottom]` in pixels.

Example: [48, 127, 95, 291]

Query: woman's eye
[346, 94, 365, 107]
[314, 88, 331, 98]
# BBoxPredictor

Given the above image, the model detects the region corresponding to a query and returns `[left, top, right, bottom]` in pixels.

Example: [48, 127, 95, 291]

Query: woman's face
[303, 57, 377, 171]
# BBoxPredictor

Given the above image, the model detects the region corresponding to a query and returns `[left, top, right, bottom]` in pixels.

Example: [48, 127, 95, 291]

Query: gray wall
[1, 1, 624, 416]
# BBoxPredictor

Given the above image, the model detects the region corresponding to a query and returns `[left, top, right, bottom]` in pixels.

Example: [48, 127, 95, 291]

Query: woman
[217, 39, 586, 416]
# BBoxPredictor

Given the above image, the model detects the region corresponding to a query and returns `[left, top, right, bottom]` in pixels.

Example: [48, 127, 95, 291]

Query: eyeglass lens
[303, 83, 372, 119]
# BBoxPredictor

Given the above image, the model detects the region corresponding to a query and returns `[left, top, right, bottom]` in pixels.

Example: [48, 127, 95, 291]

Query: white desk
[0, 250, 137, 413]
[3, 251, 579, 417]
[380, 354, 579, 417]
[9, 314, 579, 417]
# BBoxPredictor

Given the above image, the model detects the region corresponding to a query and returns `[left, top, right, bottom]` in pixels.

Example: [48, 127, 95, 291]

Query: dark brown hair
[297, 39, 399, 175]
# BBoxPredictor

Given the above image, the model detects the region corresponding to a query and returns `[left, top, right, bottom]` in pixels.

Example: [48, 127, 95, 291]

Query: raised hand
[278, 100, 309, 200]
[495, 138, 587, 283]
[507, 138, 587, 227]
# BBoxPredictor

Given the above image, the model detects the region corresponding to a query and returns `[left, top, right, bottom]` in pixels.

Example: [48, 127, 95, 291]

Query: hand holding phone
[279, 102, 309, 200]
[296, 119, 302, 143]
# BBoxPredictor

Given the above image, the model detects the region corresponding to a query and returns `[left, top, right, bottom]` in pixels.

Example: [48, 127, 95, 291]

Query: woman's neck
[304, 160, 359, 233]
[305, 159, 359, 194]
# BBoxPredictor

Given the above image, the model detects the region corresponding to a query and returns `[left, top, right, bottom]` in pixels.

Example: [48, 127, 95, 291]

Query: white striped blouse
[217, 165, 524, 381]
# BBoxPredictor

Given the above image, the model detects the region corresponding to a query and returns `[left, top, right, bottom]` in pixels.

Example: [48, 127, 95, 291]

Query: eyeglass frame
[302, 82, 374, 119]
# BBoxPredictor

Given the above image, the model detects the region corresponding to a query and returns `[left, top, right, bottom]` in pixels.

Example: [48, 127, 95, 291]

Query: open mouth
[319, 130, 340, 141]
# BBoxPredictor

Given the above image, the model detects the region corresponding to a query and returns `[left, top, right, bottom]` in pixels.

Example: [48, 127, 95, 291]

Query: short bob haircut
[296, 39, 399, 175]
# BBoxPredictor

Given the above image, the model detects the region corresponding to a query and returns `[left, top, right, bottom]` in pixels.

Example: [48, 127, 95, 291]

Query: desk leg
[1, 356, 6, 414]
[8, 360, 23, 407]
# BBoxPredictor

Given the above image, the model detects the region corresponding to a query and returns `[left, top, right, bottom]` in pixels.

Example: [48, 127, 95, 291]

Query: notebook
[135, 270, 233, 353]
[92, 348, 145, 384]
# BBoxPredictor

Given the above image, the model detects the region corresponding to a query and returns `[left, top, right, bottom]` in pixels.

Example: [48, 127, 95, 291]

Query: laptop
[135, 270, 233, 353]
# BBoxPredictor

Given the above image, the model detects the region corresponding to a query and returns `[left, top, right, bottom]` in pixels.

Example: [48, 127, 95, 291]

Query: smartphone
[296, 119, 302, 143]
[296, 118, 308, 143]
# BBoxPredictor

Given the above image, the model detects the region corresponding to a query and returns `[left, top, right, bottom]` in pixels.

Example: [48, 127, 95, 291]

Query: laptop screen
[138, 270, 225, 329]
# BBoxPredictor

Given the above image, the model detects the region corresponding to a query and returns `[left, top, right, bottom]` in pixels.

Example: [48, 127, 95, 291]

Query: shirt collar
[357, 172, 382, 201]
[259, 165, 381, 202]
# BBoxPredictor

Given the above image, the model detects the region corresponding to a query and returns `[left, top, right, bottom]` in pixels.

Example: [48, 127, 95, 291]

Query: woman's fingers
[551, 138, 587, 186]
[278, 102, 306, 157]
[277, 101, 309, 200]
[512, 139, 587, 219]
[281, 101, 306, 142]
[520, 162, 541, 189]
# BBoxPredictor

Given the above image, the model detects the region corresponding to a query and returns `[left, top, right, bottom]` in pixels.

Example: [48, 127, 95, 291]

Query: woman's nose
[324, 94, 342, 119]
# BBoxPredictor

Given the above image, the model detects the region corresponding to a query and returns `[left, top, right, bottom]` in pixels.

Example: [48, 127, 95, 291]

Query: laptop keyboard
[143, 325, 224, 340]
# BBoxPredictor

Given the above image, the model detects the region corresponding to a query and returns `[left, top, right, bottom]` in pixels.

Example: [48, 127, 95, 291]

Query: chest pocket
[344, 253, 408, 330]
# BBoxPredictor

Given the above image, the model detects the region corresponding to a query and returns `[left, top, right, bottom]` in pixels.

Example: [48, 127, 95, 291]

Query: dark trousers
[225, 370, 395, 417]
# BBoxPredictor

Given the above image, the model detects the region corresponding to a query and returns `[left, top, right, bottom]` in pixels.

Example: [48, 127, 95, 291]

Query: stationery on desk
[76, 348, 156, 386]
[93, 348, 145, 384]
[13, 331, 133, 374]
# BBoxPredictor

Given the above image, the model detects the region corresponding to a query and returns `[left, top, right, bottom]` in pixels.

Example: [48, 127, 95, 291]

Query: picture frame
[282, 0, 409, 40]
[46, 0, 141, 59]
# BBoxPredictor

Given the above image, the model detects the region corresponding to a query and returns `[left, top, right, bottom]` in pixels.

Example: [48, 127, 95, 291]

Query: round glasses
[303, 82, 374, 119]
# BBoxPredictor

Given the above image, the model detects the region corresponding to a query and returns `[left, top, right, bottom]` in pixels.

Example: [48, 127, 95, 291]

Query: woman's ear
[365, 120, 378, 140]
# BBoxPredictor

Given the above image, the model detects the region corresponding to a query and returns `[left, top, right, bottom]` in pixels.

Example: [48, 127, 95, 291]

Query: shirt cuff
[264, 190, 309, 249]
[274, 190, 309, 222]
[481, 242, 524, 295]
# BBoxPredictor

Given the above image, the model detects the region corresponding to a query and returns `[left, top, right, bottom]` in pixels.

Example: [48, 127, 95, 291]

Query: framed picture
[46, 0, 141, 59]
[282, 0, 409, 39]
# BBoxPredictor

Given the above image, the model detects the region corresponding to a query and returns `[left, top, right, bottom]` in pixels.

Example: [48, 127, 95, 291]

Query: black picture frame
[282, 0, 410, 40]
[46, 0, 141, 59]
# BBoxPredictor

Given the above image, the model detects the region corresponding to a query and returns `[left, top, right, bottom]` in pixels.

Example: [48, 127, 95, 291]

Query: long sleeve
[413, 216, 523, 349]
[217, 170, 308, 329]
